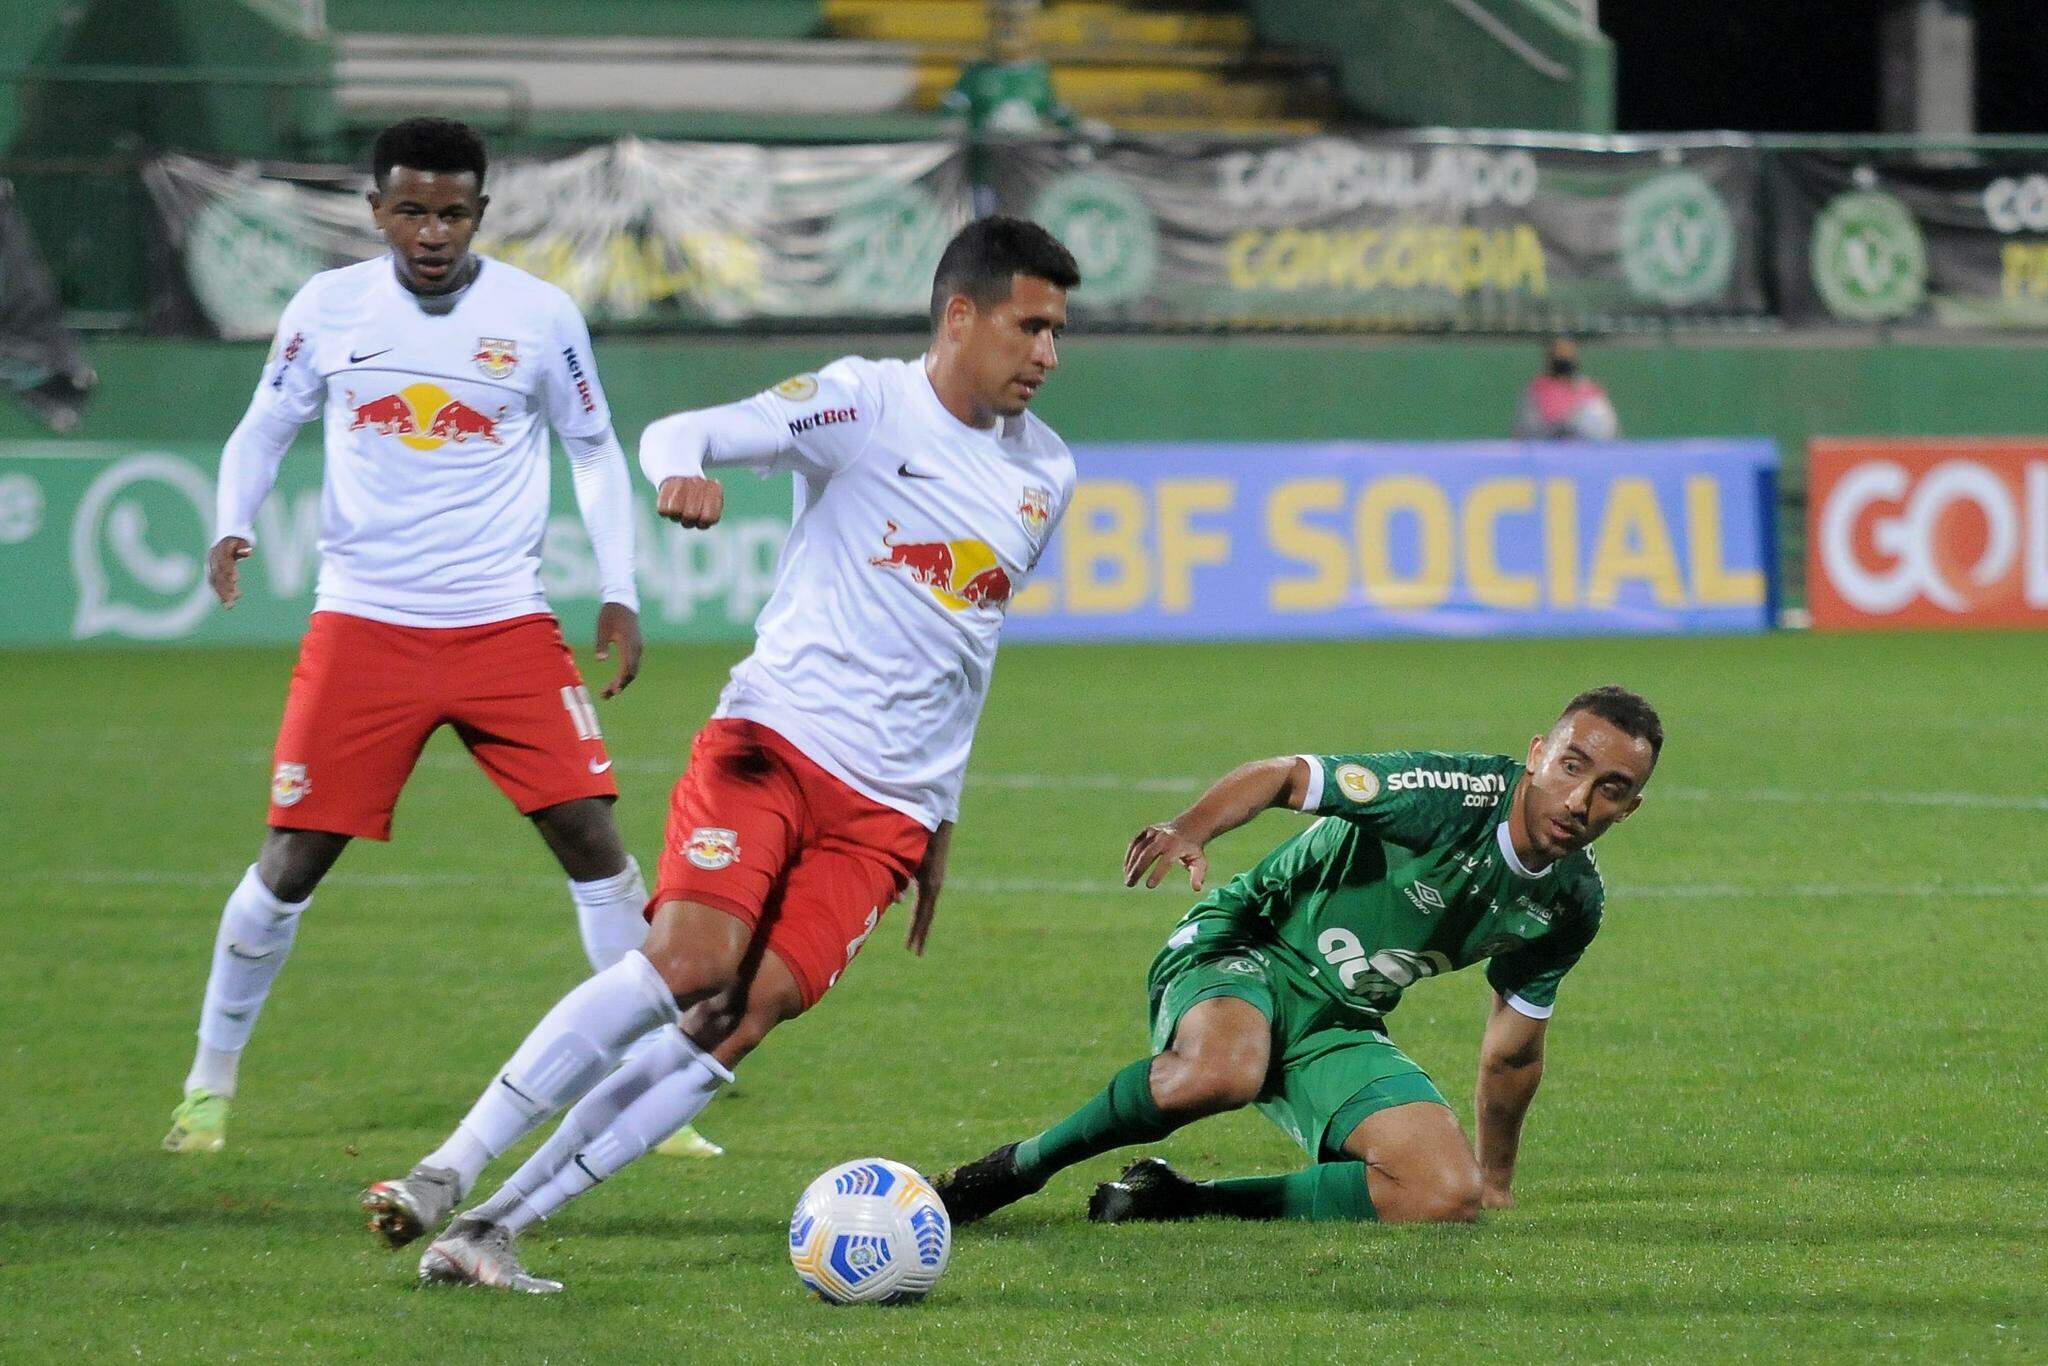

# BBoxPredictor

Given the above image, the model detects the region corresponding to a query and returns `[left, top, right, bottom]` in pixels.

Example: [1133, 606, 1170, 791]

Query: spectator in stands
[1513, 336, 1618, 441]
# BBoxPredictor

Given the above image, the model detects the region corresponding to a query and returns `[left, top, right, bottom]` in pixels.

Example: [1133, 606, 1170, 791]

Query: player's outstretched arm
[1124, 756, 1312, 892]
[639, 399, 799, 529]
[1474, 992, 1549, 1209]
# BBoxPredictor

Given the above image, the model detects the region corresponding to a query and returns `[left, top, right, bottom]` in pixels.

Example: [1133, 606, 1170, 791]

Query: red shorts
[267, 610, 617, 840]
[650, 718, 931, 1009]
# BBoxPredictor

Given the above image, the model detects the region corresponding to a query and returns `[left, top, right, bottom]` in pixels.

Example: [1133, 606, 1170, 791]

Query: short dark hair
[929, 216, 1080, 327]
[372, 118, 488, 189]
[1560, 685, 1663, 761]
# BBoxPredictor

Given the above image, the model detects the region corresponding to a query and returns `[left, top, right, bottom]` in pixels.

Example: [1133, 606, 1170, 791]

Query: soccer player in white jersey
[160, 118, 729, 1160]
[360, 217, 1081, 1292]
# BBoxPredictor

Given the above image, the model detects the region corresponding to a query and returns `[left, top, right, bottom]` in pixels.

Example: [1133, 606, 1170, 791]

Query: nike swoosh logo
[348, 348, 393, 364]
[226, 944, 276, 962]
[897, 463, 941, 480]
[589, 757, 613, 774]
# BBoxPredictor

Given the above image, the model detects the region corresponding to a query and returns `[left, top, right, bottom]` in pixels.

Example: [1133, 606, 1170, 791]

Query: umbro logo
[348, 347, 393, 364]
[897, 462, 942, 480]
[1403, 882, 1447, 914]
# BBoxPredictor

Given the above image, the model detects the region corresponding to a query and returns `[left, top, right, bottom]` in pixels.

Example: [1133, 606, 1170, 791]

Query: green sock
[1012, 1058, 1177, 1184]
[1199, 1162, 1379, 1222]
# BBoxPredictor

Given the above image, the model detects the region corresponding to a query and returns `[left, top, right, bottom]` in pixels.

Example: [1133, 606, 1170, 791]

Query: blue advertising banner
[1007, 440, 1778, 639]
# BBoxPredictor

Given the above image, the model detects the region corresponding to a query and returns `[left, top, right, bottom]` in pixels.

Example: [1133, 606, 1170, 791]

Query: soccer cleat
[930, 1142, 1045, 1226]
[162, 1090, 229, 1154]
[1088, 1157, 1206, 1224]
[653, 1123, 724, 1159]
[360, 1163, 460, 1249]
[418, 1217, 563, 1295]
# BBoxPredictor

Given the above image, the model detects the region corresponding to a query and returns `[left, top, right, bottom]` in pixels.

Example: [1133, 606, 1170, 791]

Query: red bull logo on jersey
[472, 337, 518, 379]
[683, 827, 741, 871]
[1019, 486, 1053, 534]
[346, 383, 506, 450]
[271, 761, 309, 808]
[870, 521, 1013, 612]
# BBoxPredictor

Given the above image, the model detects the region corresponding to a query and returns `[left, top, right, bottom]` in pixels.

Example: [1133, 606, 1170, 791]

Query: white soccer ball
[788, 1158, 952, 1305]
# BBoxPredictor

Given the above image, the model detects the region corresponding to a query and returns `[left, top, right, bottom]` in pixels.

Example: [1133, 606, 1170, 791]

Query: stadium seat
[327, 0, 1336, 144]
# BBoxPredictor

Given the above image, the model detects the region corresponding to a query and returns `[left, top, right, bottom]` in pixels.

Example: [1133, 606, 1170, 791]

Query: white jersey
[246, 256, 615, 626]
[699, 357, 1074, 829]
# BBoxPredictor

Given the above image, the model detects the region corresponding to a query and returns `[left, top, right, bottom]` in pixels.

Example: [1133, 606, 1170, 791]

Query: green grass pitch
[1, 633, 2043, 1362]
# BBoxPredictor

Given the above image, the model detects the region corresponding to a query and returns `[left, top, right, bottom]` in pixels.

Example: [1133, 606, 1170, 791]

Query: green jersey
[1167, 751, 1605, 1028]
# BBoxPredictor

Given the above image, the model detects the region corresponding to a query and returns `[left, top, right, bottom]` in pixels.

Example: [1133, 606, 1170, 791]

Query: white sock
[491, 1029, 732, 1235]
[569, 856, 649, 972]
[469, 1026, 716, 1224]
[185, 865, 309, 1098]
[420, 950, 678, 1195]
[568, 857, 672, 1069]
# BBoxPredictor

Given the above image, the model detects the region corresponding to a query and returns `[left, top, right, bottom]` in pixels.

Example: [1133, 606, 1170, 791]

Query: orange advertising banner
[1808, 438, 2048, 630]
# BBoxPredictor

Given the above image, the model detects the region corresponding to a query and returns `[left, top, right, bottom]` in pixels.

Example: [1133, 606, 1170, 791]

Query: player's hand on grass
[594, 601, 643, 698]
[905, 821, 952, 956]
[207, 536, 252, 608]
[1481, 1184, 1514, 1211]
[1124, 822, 1207, 892]
[656, 476, 724, 529]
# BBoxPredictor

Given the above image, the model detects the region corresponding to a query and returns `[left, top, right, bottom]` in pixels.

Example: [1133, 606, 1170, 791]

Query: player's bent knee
[257, 828, 349, 902]
[1413, 1181, 1483, 1225]
[639, 900, 752, 1003]
[1377, 1162, 1483, 1225]
[1150, 1054, 1263, 1117]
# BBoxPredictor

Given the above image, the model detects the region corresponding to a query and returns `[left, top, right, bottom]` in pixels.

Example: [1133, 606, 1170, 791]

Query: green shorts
[1147, 935, 1448, 1162]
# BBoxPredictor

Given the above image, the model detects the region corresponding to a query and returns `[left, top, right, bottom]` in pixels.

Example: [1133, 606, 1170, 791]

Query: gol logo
[347, 383, 505, 449]
[1811, 440, 2048, 628]
[870, 521, 1012, 611]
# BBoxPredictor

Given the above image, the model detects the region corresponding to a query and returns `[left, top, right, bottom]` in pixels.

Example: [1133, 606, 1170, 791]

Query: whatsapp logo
[1030, 172, 1157, 306]
[185, 181, 330, 339]
[1812, 189, 1926, 321]
[1619, 171, 1735, 306]
[71, 454, 214, 640]
[828, 185, 954, 314]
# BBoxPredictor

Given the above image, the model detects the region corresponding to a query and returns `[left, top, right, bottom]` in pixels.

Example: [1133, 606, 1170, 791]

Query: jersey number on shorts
[560, 685, 602, 741]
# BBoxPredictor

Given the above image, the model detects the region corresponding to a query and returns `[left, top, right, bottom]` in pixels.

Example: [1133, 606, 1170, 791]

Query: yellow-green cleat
[654, 1123, 723, 1159]
[163, 1089, 229, 1154]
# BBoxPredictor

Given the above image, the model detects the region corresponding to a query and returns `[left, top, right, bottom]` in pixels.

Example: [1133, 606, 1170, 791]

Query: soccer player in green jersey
[934, 685, 1660, 1227]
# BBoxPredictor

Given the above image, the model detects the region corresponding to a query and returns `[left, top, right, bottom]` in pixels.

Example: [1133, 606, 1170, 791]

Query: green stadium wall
[9, 333, 2041, 475]
[1247, 0, 1614, 133]
[6, 334, 2046, 631]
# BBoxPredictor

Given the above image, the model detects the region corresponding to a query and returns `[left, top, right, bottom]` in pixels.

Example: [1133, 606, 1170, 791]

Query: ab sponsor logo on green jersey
[1318, 929, 1453, 1008]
